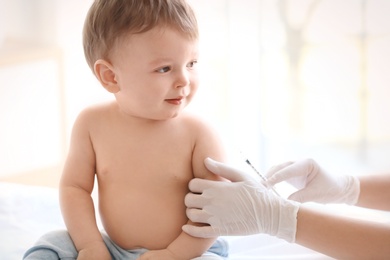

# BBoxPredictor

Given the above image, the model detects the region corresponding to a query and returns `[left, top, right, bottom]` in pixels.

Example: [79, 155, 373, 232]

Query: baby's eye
[156, 66, 171, 73]
[187, 60, 198, 68]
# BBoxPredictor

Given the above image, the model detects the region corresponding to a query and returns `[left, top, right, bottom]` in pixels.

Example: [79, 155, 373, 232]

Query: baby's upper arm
[60, 108, 97, 193]
[189, 116, 227, 181]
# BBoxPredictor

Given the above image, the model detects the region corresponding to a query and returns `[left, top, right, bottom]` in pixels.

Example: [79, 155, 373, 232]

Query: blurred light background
[0, 0, 389, 186]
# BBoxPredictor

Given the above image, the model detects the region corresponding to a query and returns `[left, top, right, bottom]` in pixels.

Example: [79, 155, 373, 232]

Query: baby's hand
[77, 241, 111, 260]
[138, 249, 182, 260]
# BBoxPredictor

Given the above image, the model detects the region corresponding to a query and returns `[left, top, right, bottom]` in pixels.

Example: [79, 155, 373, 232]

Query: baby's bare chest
[92, 127, 195, 185]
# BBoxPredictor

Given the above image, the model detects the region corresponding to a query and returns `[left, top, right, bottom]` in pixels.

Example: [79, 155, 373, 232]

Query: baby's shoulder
[179, 112, 217, 133]
[79, 101, 115, 116]
[73, 101, 115, 127]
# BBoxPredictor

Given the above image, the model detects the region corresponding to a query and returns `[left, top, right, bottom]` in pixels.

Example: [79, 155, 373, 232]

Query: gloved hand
[265, 158, 360, 205]
[183, 158, 300, 243]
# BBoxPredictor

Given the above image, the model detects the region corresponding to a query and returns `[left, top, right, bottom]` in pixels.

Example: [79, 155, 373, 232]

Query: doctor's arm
[355, 174, 390, 210]
[296, 204, 390, 259]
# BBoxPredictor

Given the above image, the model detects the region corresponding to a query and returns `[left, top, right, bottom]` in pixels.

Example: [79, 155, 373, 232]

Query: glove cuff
[276, 199, 300, 243]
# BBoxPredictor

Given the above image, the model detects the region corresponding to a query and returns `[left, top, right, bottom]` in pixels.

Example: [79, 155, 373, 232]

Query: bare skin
[60, 26, 226, 260]
[356, 174, 390, 210]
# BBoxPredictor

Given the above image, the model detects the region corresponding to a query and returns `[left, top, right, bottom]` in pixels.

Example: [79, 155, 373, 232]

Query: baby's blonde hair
[83, 0, 198, 72]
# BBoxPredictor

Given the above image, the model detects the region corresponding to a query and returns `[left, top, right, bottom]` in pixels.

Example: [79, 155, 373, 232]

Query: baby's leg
[23, 230, 78, 260]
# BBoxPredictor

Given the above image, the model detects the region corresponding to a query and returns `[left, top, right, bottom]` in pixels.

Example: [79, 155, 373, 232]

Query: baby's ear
[94, 59, 120, 93]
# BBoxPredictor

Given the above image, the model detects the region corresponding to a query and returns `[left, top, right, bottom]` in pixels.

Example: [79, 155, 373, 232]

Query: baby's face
[109, 26, 199, 121]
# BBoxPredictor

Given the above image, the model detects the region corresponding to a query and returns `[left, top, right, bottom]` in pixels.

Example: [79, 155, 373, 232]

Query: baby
[23, 0, 228, 259]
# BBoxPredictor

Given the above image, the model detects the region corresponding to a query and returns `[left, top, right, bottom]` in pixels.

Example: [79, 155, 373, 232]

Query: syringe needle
[245, 159, 281, 197]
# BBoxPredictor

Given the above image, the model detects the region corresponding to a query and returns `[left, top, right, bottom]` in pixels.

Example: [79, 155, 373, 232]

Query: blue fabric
[23, 230, 229, 259]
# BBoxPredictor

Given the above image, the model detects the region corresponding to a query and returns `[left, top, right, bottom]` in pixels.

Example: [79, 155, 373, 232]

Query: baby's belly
[98, 184, 188, 250]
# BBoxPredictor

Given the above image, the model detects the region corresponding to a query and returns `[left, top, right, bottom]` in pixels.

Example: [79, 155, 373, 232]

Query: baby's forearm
[60, 185, 104, 252]
[167, 221, 217, 258]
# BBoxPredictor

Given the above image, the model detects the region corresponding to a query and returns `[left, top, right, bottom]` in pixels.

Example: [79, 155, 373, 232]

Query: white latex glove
[183, 158, 300, 243]
[265, 158, 360, 205]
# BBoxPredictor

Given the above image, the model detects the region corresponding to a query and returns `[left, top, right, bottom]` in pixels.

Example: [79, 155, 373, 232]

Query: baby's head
[83, 0, 199, 73]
